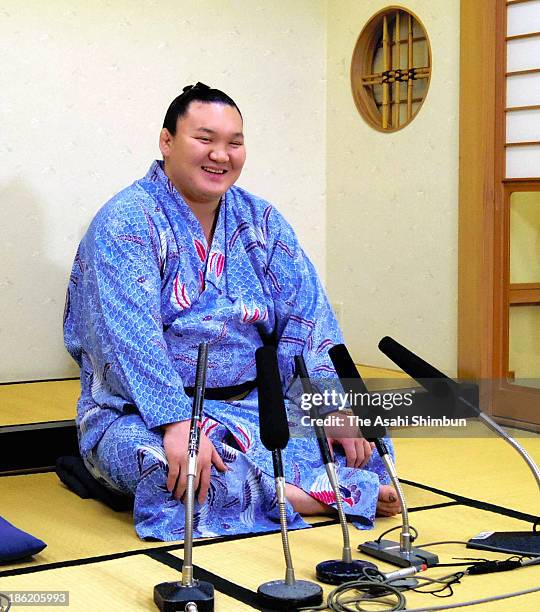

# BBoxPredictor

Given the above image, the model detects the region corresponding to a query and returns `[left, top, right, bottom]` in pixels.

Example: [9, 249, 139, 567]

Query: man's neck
[162, 163, 220, 244]
[187, 199, 220, 246]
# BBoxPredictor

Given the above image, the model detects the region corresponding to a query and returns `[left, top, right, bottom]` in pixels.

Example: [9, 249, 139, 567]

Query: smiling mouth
[202, 166, 227, 175]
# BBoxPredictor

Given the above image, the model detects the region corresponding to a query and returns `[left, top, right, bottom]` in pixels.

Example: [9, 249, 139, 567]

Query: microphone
[257, 346, 290, 453]
[379, 336, 540, 556]
[255, 346, 323, 610]
[154, 343, 215, 612]
[328, 343, 387, 443]
[329, 344, 439, 569]
[295, 355, 377, 584]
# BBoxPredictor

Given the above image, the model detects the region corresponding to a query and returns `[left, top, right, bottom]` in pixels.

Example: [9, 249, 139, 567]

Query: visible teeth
[202, 167, 226, 174]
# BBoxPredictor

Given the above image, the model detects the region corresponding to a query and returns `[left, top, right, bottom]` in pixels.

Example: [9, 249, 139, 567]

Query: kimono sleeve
[80, 201, 192, 430]
[265, 210, 344, 393]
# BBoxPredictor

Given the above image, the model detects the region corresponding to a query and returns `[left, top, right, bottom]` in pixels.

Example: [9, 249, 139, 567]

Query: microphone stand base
[154, 580, 214, 612]
[359, 539, 439, 568]
[316, 559, 378, 585]
[257, 580, 323, 610]
[467, 531, 540, 556]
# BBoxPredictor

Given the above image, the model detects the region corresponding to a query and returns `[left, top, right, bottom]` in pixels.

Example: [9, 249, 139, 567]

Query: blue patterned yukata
[64, 160, 393, 541]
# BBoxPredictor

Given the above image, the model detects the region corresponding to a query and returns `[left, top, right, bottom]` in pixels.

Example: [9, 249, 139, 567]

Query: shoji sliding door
[460, 0, 540, 429]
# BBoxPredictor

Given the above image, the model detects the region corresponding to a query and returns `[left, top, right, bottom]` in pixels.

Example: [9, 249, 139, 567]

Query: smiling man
[64, 83, 399, 541]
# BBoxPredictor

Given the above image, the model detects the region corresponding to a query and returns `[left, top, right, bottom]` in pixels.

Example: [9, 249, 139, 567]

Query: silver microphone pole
[154, 343, 215, 612]
[255, 346, 323, 610]
[295, 355, 378, 584]
[328, 344, 439, 569]
[378, 336, 540, 557]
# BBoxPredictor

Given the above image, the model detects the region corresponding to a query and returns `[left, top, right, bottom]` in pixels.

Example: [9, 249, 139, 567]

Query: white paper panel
[506, 144, 540, 177]
[507, 72, 540, 107]
[506, 109, 540, 142]
[507, 0, 540, 36]
[507, 37, 540, 72]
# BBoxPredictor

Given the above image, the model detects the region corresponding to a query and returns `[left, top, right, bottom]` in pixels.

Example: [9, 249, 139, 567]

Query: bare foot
[285, 484, 335, 515]
[376, 484, 401, 517]
[285, 483, 401, 518]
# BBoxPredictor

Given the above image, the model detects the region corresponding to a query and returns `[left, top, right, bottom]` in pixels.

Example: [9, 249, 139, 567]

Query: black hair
[162, 82, 242, 135]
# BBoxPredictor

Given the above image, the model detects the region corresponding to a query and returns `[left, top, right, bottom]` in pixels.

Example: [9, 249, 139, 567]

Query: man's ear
[159, 128, 173, 157]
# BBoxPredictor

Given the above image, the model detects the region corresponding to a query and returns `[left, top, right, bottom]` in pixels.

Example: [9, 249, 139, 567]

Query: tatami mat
[395, 433, 540, 515]
[2, 505, 538, 610]
[0, 553, 255, 611]
[0, 472, 450, 572]
[1, 472, 163, 571]
[1, 379, 79, 426]
[172, 505, 540, 610]
[2, 376, 540, 610]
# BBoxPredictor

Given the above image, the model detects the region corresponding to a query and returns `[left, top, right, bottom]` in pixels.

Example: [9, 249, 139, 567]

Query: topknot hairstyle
[162, 82, 242, 135]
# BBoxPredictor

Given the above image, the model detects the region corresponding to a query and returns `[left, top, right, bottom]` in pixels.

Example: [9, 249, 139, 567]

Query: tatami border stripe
[0, 502, 463, 580]
[0, 520, 339, 579]
[401, 478, 540, 523]
[0, 377, 79, 386]
[408, 500, 460, 513]
[145, 549, 266, 610]
[0, 467, 56, 478]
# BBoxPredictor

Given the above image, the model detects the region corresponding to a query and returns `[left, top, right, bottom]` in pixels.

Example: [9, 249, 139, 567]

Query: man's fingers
[174, 466, 188, 502]
[354, 439, 367, 468]
[211, 446, 227, 472]
[358, 439, 373, 468]
[197, 464, 211, 504]
[341, 439, 357, 468]
[167, 461, 180, 494]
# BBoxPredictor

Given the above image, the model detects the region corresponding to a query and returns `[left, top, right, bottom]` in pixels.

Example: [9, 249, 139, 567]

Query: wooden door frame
[459, 0, 540, 429]
[458, 0, 499, 392]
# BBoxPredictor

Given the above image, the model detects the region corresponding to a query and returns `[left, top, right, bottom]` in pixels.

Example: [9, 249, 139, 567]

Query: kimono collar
[143, 161, 266, 304]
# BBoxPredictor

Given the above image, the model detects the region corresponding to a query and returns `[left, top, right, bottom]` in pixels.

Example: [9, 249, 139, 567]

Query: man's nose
[208, 147, 229, 163]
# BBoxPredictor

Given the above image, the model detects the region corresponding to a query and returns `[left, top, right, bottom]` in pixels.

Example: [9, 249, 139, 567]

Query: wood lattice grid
[351, 7, 432, 132]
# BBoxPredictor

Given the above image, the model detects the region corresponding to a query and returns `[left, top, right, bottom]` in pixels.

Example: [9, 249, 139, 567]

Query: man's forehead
[179, 101, 243, 131]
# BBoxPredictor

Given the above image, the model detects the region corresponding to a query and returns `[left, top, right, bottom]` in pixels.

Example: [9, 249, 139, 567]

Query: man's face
[159, 101, 246, 207]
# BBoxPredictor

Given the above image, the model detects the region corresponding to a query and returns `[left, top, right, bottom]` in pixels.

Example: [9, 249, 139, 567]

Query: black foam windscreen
[378, 336, 457, 392]
[256, 346, 289, 451]
[328, 344, 369, 394]
[378, 336, 480, 421]
[329, 343, 388, 441]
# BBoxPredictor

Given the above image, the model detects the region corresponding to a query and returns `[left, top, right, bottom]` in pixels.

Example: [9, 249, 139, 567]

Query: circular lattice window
[351, 7, 431, 132]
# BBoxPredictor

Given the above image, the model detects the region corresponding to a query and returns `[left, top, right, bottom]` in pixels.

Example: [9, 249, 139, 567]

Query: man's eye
[198, 137, 211, 142]
[230, 142, 243, 147]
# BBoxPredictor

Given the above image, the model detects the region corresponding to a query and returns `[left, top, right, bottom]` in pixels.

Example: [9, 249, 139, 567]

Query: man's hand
[324, 412, 375, 468]
[162, 420, 227, 504]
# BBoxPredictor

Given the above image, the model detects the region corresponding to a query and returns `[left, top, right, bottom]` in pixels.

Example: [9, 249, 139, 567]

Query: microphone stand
[446, 385, 540, 554]
[274, 448, 297, 586]
[255, 346, 323, 610]
[294, 355, 377, 584]
[257, 446, 324, 609]
[154, 343, 214, 612]
[328, 344, 439, 569]
[379, 336, 540, 556]
[360, 441, 438, 569]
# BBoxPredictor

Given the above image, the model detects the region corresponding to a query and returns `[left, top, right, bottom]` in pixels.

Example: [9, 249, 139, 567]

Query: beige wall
[1, 0, 462, 383]
[326, 0, 460, 374]
[0, 0, 327, 382]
